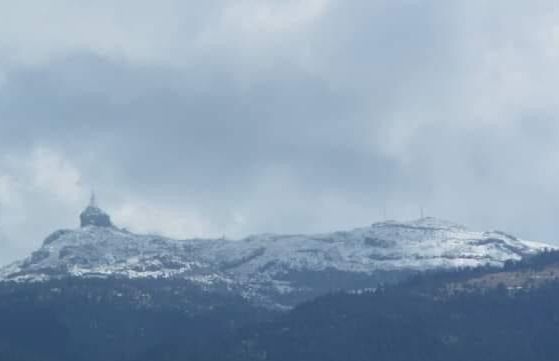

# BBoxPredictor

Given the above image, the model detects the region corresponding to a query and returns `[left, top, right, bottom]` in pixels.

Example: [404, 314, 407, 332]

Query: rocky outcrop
[80, 206, 113, 228]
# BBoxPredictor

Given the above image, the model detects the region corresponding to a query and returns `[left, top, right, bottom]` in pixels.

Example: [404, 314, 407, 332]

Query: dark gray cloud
[1, 0, 559, 264]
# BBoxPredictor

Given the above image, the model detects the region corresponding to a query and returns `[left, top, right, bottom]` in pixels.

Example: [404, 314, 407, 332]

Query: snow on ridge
[0, 214, 555, 307]
[2, 217, 552, 278]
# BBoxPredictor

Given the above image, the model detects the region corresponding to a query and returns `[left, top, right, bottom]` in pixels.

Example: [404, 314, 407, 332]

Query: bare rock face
[80, 206, 113, 228]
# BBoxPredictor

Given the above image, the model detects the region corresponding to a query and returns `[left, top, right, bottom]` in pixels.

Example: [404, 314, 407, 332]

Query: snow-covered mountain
[0, 203, 553, 307]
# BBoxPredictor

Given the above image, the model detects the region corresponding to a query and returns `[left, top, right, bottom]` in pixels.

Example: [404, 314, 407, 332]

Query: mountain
[0, 203, 553, 308]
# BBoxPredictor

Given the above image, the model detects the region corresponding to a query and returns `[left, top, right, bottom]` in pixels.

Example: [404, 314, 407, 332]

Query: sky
[1, 0, 559, 265]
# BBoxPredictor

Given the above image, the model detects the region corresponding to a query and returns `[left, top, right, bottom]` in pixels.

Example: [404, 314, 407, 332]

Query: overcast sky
[1, 1, 559, 264]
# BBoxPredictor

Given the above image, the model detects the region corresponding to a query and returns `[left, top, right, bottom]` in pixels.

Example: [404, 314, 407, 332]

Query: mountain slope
[0, 204, 553, 307]
[4, 250, 559, 361]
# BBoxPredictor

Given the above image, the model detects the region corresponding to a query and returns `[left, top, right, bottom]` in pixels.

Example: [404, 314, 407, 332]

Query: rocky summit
[79, 194, 113, 228]
[0, 202, 554, 308]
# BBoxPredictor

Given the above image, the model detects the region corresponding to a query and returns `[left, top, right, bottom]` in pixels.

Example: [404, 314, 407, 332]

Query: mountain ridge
[0, 205, 553, 308]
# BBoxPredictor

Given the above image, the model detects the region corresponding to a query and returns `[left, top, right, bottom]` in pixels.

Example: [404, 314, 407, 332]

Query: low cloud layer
[1, 1, 559, 264]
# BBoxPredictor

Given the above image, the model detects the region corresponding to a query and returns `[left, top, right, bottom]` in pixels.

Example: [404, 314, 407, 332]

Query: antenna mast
[383, 202, 387, 220]
[90, 191, 97, 208]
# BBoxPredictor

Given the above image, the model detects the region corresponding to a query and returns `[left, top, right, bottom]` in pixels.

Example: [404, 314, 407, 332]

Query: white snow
[0, 216, 553, 303]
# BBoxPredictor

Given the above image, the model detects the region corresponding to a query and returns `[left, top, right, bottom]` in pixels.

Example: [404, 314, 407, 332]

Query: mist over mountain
[2, 1, 559, 360]
[2, 1, 559, 267]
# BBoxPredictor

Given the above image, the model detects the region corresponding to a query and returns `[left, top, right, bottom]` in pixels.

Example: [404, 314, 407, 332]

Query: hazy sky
[1, 1, 559, 264]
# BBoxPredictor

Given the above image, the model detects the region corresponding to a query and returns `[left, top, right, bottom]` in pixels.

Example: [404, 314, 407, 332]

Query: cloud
[112, 201, 214, 239]
[0, 147, 85, 262]
[2, 1, 559, 264]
